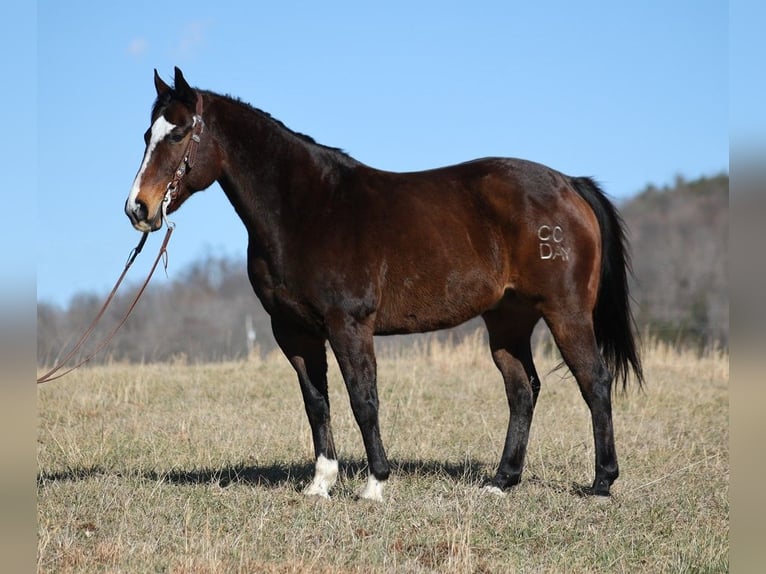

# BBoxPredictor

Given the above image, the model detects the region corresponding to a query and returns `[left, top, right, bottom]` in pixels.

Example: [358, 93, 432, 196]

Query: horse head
[125, 67, 220, 231]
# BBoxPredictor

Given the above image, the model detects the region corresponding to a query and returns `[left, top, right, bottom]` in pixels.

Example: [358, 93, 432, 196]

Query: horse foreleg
[271, 319, 338, 498]
[326, 312, 389, 502]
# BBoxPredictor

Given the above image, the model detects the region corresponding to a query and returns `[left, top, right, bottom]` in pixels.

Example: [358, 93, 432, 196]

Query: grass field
[37, 334, 728, 573]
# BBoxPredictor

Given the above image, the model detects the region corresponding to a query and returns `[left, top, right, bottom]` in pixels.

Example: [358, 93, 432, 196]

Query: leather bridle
[162, 92, 205, 224]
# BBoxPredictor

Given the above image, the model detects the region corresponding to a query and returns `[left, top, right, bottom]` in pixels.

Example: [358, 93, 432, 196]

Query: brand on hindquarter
[537, 225, 572, 261]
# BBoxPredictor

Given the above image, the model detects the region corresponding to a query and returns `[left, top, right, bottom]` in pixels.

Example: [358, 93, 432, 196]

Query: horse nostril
[133, 199, 148, 221]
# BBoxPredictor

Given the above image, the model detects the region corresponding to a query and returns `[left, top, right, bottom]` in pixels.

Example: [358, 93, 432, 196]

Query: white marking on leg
[126, 115, 177, 211]
[359, 474, 384, 502]
[303, 454, 338, 499]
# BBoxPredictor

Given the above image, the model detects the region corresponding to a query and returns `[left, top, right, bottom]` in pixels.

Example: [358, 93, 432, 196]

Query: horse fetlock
[303, 455, 338, 499]
[490, 470, 522, 491]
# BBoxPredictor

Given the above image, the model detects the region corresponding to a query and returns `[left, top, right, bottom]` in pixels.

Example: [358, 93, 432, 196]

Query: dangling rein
[36, 226, 173, 384]
[38, 93, 203, 384]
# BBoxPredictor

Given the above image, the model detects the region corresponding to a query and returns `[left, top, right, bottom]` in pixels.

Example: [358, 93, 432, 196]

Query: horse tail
[570, 176, 644, 389]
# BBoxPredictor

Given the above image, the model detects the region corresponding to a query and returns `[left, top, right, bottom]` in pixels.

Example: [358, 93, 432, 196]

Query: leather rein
[37, 93, 204, 384]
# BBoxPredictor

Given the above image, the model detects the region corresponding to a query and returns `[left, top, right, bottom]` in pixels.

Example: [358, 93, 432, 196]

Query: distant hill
[37, 173, 728, 365]
[621, 173, 728, 348]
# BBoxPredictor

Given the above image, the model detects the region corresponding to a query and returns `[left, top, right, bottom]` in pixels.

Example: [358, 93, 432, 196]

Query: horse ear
[173, 66, 194, 100]
[154, 69, 171, 97]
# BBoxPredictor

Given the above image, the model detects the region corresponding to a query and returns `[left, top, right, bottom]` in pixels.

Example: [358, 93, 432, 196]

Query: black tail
[571, 177, 644, 388]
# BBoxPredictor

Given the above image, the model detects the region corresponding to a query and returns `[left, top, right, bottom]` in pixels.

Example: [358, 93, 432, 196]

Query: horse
[125, 67, 643, 501]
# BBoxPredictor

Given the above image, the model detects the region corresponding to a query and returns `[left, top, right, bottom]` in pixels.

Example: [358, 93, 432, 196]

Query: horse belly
[374, 264, 504, 335]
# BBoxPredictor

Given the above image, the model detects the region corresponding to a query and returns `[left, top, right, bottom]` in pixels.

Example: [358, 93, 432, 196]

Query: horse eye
[169, 131, 186, 143]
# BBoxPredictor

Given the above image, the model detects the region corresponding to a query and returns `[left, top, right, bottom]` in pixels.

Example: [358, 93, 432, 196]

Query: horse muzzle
[125, 198, 163, 232]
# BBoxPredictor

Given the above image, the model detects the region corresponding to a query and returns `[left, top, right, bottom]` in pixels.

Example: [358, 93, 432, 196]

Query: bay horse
[126, 67, 643, 500]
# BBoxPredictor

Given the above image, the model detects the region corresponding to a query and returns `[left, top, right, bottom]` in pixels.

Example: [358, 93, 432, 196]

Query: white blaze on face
[126, 115, 177, 212]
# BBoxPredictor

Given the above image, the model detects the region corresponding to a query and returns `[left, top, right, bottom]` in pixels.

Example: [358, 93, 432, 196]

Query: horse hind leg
[482, 306, 541, 493]
[545, 311, 618, 496]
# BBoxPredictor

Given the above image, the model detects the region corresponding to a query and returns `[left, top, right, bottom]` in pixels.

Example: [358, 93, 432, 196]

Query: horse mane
[152, 88, 352, 160]
[229, 95, 352, 159]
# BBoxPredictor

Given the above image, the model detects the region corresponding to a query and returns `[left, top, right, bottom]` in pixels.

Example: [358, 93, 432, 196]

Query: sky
[25, 1, 729, 307]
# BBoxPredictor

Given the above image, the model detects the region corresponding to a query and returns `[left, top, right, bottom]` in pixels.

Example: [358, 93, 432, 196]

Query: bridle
[37, 92, 205, 384]
[162, 92, 205, 224]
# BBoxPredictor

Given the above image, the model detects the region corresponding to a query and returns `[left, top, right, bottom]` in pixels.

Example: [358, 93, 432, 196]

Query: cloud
[127, 37, 148, 57]
[125, 21, 208, 61]
[177, 21, 207, 56]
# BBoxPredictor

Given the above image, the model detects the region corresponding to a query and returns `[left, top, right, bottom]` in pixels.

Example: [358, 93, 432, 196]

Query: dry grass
[37, 334, 728, 573]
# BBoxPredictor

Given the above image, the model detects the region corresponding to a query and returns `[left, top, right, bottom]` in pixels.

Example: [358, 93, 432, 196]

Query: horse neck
[208, 93, 358, 270]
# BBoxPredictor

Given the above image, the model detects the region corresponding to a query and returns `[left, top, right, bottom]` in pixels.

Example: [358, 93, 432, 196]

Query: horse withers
[126, 67, 643, 501]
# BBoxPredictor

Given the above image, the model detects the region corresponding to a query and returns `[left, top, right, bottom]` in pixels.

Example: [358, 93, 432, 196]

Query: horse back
[283, 157, 601, 335]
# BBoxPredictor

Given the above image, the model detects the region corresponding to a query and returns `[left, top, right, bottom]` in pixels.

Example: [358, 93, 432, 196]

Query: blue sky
[27, 1, 728, 307]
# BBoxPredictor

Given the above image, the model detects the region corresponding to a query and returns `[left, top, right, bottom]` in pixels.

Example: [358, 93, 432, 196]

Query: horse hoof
[481, 485, 507, 497]
[591, 493, 612, 505]
[303, 485, 331, 499]
[592, 478, 612, 497]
